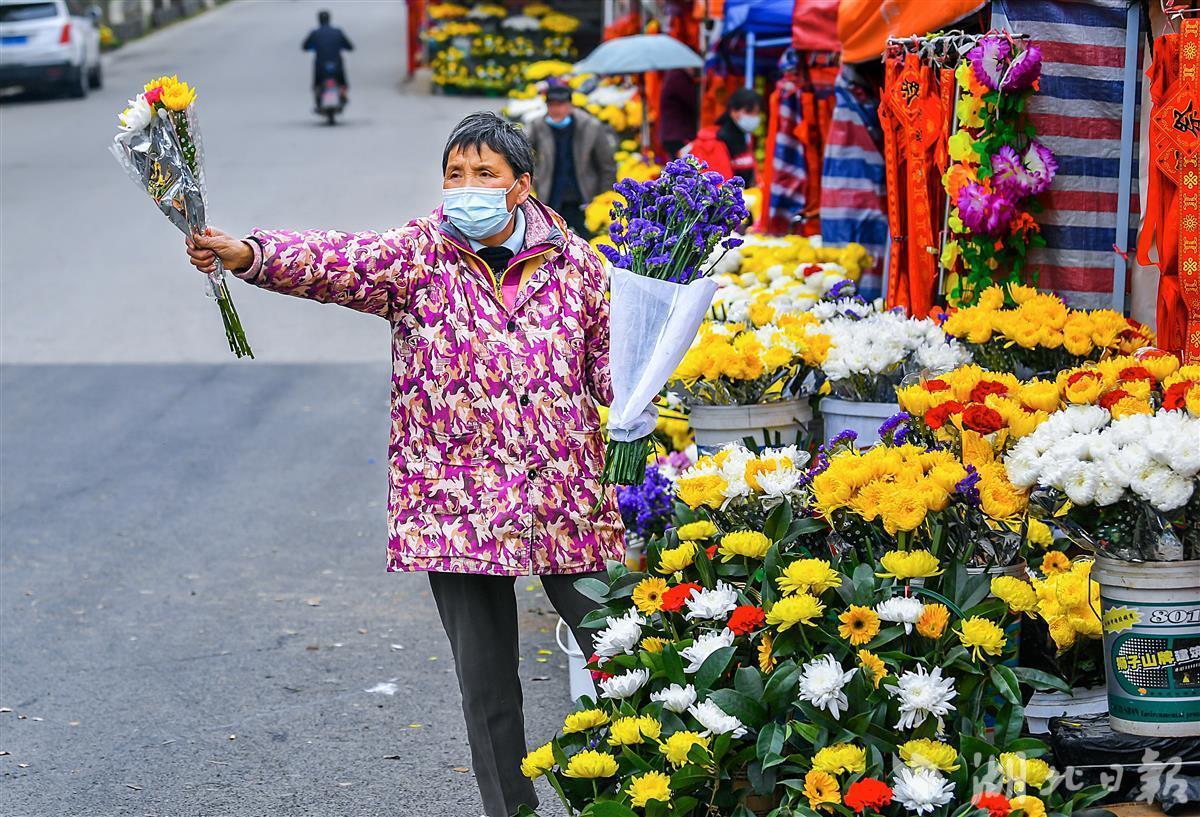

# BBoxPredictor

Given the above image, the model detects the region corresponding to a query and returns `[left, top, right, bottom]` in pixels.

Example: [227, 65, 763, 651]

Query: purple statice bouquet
[601, 158, 748, 485]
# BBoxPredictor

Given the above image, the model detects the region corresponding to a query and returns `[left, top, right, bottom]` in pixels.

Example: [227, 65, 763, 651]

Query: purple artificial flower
[957, 182, 1017, 236]
[825, 279, 857, 301]
[968, 35, 1012, 91]
[1000, 44, 1042, 92]
[990, 145, 1034, 199]
[1022, 139, 1058, 196]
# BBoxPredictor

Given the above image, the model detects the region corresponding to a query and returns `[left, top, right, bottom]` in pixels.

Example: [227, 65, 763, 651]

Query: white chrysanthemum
[688, 699, 748, 738]
[594, 609, 645, 658]
[679, 628, 735, 674]
[1061, 462, 1100, 506]
[1004, 448, 1042, 490]
[893, 665, 957, 731]
[875, 597, 926, 634]
[684, 581, 740, 621]
[118, 95, 153, 131]
[892, 767, 955, 814]
[797, 655, 856, 719]
[599, 668, 650, 700]
[1065, 404, 1111, 434]
[755, 463, 804, 499]
[1141, 469, 1195, 512]
[649, 683, 696, 713]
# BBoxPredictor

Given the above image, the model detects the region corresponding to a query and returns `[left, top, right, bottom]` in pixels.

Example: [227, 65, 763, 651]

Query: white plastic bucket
[555, 618, 596, 702]
[1025, 686, 1109, 734]
[689, 398, 812, 452]
[1093, 557, 1200, 737]
[819, 398, 900, 447]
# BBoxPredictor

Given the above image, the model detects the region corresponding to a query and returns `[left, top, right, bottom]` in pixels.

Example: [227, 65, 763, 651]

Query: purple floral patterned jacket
[236, 198, 625, 576]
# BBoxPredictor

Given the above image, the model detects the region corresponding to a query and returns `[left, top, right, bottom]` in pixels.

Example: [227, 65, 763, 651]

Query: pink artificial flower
[1001, 44, 1043, 91]
[1023, 140, 1058, 195]
[969, 36, 1013, 91]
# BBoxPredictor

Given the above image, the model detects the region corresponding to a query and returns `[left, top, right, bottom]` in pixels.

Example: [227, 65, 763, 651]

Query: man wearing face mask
[683, 86, 763, 186]
[525, 83, 618, 236]
[184, 112, 621, 817]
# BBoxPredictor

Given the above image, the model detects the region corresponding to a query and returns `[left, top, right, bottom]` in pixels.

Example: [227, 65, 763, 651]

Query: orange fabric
[701, 74, 742, 128]
[605, 11, 640, 41]
[880, 53, 949, 316]
[1140, 19, 1200, 362]
[838, 0, 987, 64]
[686, 125, 735, 180]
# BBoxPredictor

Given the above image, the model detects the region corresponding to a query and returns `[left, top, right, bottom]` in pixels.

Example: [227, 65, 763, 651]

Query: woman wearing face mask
[682, 86, 763, 186]
[184, 112, 620, 817]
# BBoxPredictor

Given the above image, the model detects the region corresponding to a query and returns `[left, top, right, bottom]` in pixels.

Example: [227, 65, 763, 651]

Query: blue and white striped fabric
[997, 0, 1140, 308]
[766, 78, 809, 235]
[819, 65, 888, 300]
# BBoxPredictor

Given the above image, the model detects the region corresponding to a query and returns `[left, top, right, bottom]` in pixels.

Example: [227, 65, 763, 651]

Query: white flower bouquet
[1005, 405, 1200, 561]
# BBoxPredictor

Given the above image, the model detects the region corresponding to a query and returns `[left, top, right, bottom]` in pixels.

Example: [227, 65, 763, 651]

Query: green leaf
[514, 806, 540, 817]
[574, 578, 612, 604]
[960, 733, 998, 762]
[695, 645, 737, 692]
[757, 721, 786, 768]
[606, 559, 629, 584]
[661, 644, 686, 686]
[620, 746, 653, 772]
[708, 688, 768, 727]
[764, 502, 794, 543]
[763, 661, 800, 709]
[991, 664, 1022, 705]
[587, 803, 638, 817]
[694, 541, 717, 589]
[1011, 666, 1072, 695]
[735, 665, 765, 700]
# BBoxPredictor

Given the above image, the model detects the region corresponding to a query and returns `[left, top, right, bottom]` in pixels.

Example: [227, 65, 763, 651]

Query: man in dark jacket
[525, 85, 617, 236]
[302, 10, 354, 106]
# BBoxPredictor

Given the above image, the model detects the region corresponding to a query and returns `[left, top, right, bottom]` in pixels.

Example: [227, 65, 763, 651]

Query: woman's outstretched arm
[186, 226, 417, 320]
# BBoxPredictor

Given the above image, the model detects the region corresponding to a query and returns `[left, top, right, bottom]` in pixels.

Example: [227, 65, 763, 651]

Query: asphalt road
[0, 2, 576, 815]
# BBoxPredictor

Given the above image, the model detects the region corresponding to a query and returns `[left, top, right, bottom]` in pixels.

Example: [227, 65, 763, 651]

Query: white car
[0, 0, 101, 97]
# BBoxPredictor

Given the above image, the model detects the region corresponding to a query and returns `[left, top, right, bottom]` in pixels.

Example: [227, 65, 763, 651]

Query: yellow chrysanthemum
[676, 520, 718, 541]
[1009, 796, 1047, 817]
[899, 738, 961, 772]
[838, 605, 881, 646]
[804, 769, 842, 812]
[640, 636, 667, 654]
[957, 616, 1007, 660]
[677, 474, 728, 509]
[563, 749, 618, 779]
[563, 709, 609, 733]
[520, 741, 556, 779]
[858, 649, 888, 688]
[878, 550, 942, 580]
[916, 603, 950, 639]
[991, 576, 1039, 614]
[657, 541, 696, 574]
[718, 530, 771, 561]
[636, 716, 662, 740]
[776, 558, 842, 596]
[607, 716, 646, 746]
[632, 577, 668, 615]
[1000, 753, 1054, 791]
[765, 593, 825, 632]
[812, 744, 866, 776]
[660, 731, 710, 767]
[627, 771, 672, 808]
[160, 78, 196, 111]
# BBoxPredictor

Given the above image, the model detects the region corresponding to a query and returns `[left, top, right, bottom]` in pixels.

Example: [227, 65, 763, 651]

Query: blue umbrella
[573, 34, 703, 75]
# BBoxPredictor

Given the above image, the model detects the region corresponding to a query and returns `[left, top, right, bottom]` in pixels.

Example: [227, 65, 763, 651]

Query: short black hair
[442, 112, 534, 179]
[318, 10, 330, 25]
[545, 85, 572, 102]
[728, 87, 762, 111]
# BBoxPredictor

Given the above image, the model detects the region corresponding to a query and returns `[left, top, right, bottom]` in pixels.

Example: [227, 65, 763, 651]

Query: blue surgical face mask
[547, 114, 573, 129]
[441, 180, 518, 240]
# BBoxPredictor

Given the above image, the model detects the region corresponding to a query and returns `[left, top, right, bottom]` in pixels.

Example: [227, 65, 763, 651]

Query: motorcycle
[315, 64, 346, 125]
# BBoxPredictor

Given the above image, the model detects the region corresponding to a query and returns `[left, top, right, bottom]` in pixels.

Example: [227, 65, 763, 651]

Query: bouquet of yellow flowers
[110, 75, 252, 358]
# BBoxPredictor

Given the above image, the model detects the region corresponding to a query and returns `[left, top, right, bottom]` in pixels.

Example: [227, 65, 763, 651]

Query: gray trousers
[428, 571, 604, 817]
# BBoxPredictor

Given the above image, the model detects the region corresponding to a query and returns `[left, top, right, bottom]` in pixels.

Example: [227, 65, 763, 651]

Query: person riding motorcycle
[302, 9, 353, 110]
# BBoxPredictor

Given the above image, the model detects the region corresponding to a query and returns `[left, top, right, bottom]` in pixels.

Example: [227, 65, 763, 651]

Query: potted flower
[812, 302, 972, 446]
[1004, 360, 1200, 737]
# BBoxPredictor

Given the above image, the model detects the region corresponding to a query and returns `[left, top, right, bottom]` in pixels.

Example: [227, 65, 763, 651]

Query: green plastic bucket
[1093, 557, 1200, 737]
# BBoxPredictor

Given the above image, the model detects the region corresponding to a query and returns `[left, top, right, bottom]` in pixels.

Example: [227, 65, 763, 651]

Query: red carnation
[587, 652, 615, 683]
[925, 400, 964, 430]
[706, 544, 719, 560]
[144, 86, 162, 105]
[727, 605, 765, 635]
[1118, 365, 1155, 385]
[924, 379, 951, 393]
[1164, 380, 1193, 411]
[972, 791, 1011, 817]
[845, 778, 893, 813]
[1067, 369, 1100, 386]
[661, 582, 701, 613]
[1098, 388, 1130, 411]
[801, 264, 823, 277]
[969, 379, 1010, 403]
[962, 404, 1004, 435]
